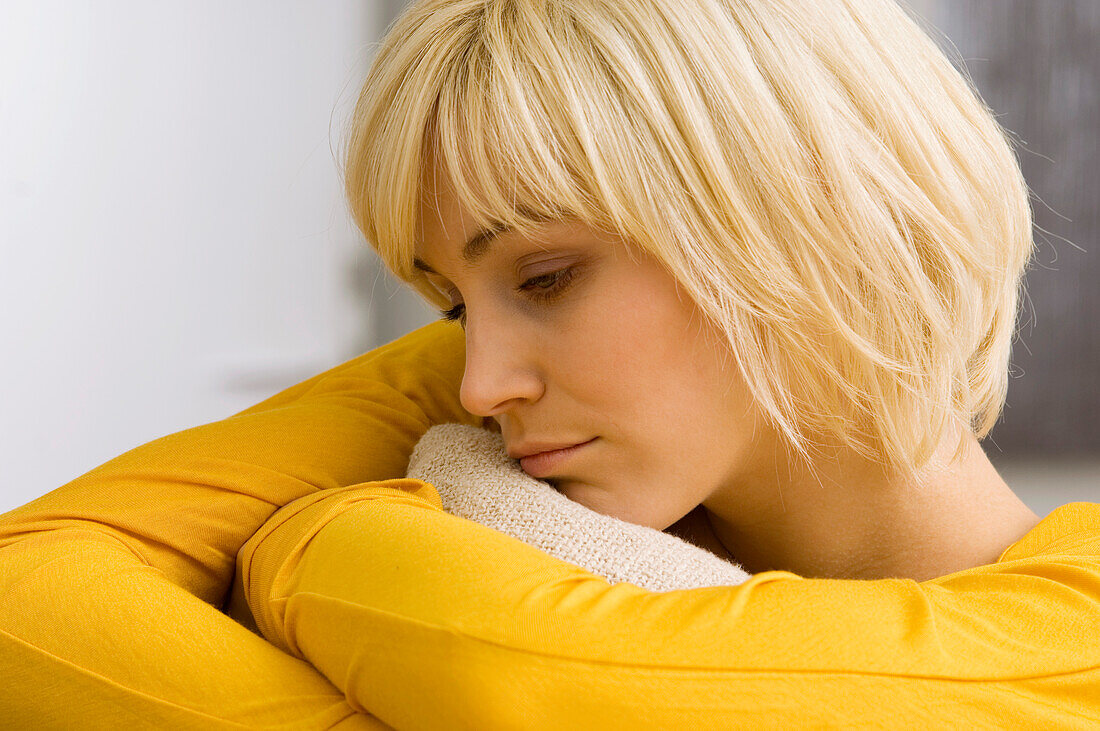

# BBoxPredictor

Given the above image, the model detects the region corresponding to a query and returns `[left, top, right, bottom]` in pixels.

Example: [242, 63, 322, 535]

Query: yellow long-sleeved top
[1, 322, 1098, 729]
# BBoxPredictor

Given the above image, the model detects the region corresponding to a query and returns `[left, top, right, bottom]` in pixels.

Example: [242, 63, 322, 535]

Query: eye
[517, 266, 577, 303]
[436, 266, 578, 329]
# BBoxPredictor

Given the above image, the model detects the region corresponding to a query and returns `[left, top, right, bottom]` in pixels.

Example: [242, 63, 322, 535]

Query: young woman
[1, 0, 1096, 728]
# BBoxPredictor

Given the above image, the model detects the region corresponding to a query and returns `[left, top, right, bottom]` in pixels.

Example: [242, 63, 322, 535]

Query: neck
[704, 429, 1041, 582]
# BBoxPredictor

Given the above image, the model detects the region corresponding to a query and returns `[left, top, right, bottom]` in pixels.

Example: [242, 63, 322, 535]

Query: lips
[509, 438, 597, 479]
[507, 439, 594, 461]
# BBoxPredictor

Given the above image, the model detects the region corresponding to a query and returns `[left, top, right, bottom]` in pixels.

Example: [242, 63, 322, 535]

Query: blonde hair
[343, 0, 1034, 482]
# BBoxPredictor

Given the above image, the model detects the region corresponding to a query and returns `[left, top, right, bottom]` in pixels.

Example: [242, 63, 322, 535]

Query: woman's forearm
[240, 483, 1100, 729]
[0, 530, 385, 729]
[0, 321, 477, 727]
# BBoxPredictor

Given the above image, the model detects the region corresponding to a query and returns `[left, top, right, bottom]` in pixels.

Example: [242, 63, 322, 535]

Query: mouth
[515, 438, 597, 479]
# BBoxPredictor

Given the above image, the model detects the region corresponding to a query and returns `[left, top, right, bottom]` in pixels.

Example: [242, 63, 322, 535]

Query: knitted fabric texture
[406, 423, 751, 592]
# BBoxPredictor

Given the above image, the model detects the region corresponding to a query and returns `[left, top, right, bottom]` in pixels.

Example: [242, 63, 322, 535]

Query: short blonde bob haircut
[344, 0, 1034, 482]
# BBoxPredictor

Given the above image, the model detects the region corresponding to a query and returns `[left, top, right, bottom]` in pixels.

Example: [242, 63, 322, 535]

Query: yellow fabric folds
[0, 322, 480, 729]
[238, 482, 1100, 728]
[1, 318, 1097, 729]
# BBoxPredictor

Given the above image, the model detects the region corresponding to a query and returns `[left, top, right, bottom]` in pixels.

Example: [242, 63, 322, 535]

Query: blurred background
[0, 0, 1095, 516]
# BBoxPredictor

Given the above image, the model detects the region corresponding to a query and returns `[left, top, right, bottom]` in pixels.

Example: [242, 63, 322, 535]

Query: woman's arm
[0, 321, 482, 728]
[240, 482, 1100, 729]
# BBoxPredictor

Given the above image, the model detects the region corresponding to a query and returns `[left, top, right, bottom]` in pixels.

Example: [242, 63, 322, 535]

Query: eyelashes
[438, 266, 578, 327]
[519, 266, 577, 302]
[439, 302, 466, 324]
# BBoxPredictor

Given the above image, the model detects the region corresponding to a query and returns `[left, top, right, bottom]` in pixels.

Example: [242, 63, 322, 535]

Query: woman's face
[415, 167, 767, 529]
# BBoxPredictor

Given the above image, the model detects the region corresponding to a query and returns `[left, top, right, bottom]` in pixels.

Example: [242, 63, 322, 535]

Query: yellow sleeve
[239, 483, 1100, 729]
[0, 321, 484, 729]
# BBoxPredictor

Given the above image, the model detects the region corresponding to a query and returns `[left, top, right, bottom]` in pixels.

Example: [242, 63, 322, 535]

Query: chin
[545, 477, 577, 498]
[553, 480, 648, 523]
[549, 479, 598, 506]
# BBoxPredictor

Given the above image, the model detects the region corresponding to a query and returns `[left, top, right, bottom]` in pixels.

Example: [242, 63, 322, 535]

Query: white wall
[0, 1, 376, 513]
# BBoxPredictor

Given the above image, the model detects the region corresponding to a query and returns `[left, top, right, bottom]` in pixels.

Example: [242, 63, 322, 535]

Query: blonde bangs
[345, 1, 618, 295]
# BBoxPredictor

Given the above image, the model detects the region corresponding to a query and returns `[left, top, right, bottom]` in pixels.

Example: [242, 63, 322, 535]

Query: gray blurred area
[908, 0, 1099, 511]
[926, 1, 1099, 459]
[361, 1, 1098, 513]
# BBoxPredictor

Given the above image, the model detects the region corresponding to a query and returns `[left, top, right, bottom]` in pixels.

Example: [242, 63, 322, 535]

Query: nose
[459, 311, 544, 418]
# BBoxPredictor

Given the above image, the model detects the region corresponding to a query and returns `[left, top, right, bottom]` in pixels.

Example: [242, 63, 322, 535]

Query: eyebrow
[412, 208, 562, 275]
[412, 221, 510, 275]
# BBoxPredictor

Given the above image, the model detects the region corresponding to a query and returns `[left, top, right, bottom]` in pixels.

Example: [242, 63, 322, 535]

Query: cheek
[560, 291, 682, 418]
[547, 266, 756, 527]
[607, 293, 721, 416]
[567, 282, 731, 462]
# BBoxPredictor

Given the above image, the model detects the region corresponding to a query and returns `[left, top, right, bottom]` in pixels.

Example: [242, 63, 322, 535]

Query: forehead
[417, 154, 466, 240]
[413, 159, 488, 274]
[414, 152, 571, 268]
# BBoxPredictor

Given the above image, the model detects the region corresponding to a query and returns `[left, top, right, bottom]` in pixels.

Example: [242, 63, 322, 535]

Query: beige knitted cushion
[407, 423, 751, 592]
